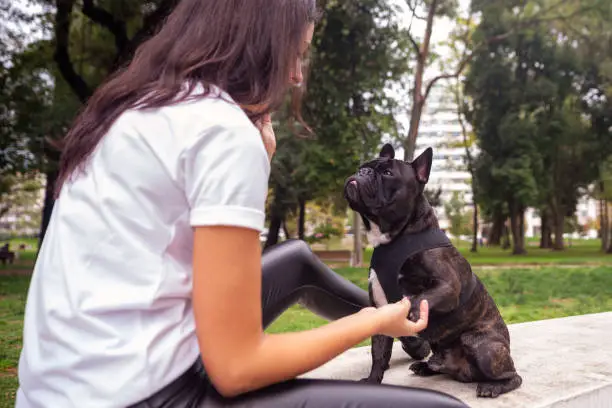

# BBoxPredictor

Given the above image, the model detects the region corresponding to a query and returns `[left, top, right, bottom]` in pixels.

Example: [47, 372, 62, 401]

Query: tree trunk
[404, 100, 425, 161]
[509, 202, 526, 255]
[471, 202, 478, 253]
[264, 213, 282, 249]
[282, 218, 291, 240]
[601, 199, 609, 251]
[403, 0, 439, 161]
[38, 169, 58, 254]
[552, 214, 565, 251]
[502, 223, 511, 250]
[298, 198, 306, 240]
[551, 203, 565, 251]
[519, 208, 525, 249]
[489, 213, 504, 246]
[540, 208, 552, 249]
[352, 211, 363, 267]
[607, 203, 612, 254]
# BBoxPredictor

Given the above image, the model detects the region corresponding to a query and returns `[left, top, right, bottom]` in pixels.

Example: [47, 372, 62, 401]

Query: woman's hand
[373, 298, 429, 338]
[255, 114, 276, 160]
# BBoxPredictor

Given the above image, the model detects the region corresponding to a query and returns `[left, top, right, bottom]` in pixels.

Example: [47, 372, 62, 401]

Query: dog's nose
[358, 167, 374, 177]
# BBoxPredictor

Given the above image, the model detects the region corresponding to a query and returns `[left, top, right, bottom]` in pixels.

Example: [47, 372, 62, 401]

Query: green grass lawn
[360, 238, 612, 266]
[0, 274, 28, 406]
[1, 239, 611, 406]
[266, 265, 612, 335]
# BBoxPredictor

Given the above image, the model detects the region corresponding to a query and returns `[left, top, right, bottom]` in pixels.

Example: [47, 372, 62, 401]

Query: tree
[1, 7, 53, 236]
[0, 173, 44, 236]
[444, 191, 473, 238]
[8, 0, 183, 247]
[466, 0, 612, 254]
[594, 159, 612, 252]
[569, 3, 612, 252]
[263, 0, 412, 254]
[400, 0, 603, 161]
[465, 4, 551, 255]
[436, 25, 481, 251]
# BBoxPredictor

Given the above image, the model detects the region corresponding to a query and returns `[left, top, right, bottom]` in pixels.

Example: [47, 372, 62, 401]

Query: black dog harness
[370, 228, 476, 305]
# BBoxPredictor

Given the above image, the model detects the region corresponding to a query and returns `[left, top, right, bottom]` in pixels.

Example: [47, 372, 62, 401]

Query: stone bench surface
[302, 312, 612, 408]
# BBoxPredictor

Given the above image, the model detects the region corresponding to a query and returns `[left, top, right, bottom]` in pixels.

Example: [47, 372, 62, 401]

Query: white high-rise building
[414, 84, 474, 229]
[394, 82, 475, 231]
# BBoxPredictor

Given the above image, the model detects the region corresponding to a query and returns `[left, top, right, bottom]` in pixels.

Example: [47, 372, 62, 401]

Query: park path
[0, 269, 34, 277]
[1, 263, 610, 278]
[472, 262, 610, 270]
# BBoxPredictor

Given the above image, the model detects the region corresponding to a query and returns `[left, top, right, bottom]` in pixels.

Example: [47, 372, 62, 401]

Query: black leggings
[130, 240, 468, 408]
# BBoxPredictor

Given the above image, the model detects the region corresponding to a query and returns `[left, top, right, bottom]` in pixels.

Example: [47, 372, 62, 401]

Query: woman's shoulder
[114, 82, 259, 149]
[174, 83, 253, 127]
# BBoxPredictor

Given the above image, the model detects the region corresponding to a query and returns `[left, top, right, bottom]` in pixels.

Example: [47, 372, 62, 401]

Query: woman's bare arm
[192, 225, 428, 397]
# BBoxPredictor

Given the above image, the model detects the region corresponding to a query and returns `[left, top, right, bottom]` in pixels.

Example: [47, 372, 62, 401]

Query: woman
[16, 1, 468, 407]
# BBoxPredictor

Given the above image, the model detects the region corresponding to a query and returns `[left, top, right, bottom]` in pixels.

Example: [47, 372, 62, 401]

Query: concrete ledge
[302, 312, 612, 408]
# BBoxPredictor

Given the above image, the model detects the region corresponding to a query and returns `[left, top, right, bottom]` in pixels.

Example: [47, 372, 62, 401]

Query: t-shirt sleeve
[180, 121, 270, 232]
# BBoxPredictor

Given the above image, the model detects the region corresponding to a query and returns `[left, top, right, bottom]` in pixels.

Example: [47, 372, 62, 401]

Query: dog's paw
[401, 338, 431, 361]
[360, 374, 384, 384]
[409, 361, 438, 377]
[408, 306, 420, 322]
[477, 382, 503, 398]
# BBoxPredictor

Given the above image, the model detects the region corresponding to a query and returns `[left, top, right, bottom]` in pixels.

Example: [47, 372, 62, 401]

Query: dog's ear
[411, 147, 433, 184]
[379, 143, 395, 160]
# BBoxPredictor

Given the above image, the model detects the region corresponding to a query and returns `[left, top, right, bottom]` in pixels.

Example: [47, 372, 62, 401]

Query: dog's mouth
[344, 177, 360, 205]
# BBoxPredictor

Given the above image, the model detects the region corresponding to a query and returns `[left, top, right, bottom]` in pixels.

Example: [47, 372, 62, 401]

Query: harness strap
[370, 229, 477, 307]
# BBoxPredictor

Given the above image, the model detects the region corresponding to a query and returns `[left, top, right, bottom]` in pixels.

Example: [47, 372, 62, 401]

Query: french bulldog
[343, 143, 522, 398]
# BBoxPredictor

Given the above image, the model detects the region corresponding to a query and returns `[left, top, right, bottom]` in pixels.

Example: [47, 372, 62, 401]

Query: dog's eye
[383, 170, 392, 176]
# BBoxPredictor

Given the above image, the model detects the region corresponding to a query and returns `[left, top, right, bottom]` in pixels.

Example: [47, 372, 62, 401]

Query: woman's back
[16, 87, 271, 408]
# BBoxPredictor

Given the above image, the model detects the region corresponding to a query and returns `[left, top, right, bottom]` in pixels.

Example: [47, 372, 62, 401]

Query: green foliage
[0, 173, 44, 234]
[266, 0, 413, 234]
[305, 223, 344, 245]
[443, 191, 473, 237]
[464, 0, 612, 252]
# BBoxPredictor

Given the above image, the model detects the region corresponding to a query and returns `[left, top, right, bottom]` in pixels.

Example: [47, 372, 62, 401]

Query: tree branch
[404, 0, 421, 57]
[407, 32, 420, 57]
[424, 53, 473, 102]
[405, 0, 427, 21]
[54, 0, 91, 103]
[423, 1, 598, 102]
[81, 0, 129, 53]
[118, 0, 180, 64]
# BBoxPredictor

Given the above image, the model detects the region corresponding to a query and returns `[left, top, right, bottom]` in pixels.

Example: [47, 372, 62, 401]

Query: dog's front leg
[361, 269, 395, 384]
[408, 288, 455, 320]
[404, 262, 462, 321]
[408, 282, 460, 321]
[361, 334, 394, 384]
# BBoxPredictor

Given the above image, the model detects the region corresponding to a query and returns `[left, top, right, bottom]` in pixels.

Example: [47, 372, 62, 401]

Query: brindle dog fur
[343, 144, 522, 398]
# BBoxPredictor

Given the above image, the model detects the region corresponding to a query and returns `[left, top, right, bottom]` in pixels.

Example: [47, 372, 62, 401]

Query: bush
[305, 222, 344, 244]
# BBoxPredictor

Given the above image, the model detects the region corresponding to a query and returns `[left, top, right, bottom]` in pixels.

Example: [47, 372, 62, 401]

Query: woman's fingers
[409, 299, 429, 332]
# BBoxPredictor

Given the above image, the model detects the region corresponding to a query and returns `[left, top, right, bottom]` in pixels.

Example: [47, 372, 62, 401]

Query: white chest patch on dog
[369, 268, 389, 307]
[366, 222, 391, 248]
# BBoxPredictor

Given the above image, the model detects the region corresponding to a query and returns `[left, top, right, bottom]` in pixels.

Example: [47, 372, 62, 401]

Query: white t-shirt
[15, 86, 270, 408]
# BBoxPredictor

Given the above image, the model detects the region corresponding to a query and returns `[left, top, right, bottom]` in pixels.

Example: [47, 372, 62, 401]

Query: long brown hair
[53, 0, 320, 198]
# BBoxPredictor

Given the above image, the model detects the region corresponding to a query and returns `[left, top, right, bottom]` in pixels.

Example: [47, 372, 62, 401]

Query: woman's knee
[262, 239, 313, 268]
